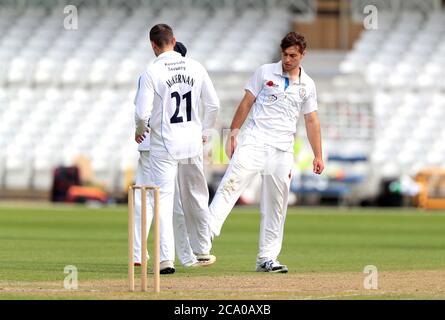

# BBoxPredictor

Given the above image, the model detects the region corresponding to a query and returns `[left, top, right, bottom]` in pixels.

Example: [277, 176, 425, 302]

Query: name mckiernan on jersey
[166, 74, 195, 88]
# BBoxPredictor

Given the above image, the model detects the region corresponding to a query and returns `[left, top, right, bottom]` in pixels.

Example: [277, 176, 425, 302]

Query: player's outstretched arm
[225, 91, 256, 158]
[304, 111, 324, 174]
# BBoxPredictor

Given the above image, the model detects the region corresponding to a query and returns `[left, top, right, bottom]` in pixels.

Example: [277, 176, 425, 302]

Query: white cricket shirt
[134, 50, 219, 158]
[242, 61, 318, 153]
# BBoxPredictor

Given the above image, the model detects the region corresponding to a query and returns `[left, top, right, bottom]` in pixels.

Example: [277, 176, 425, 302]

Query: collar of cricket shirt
[274, 61, 306, 87]
[273, 61, 284, 77]
[156, 50, 182, 61]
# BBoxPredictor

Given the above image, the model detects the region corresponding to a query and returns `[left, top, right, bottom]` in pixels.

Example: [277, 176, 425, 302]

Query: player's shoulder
[260, 62, 277, 70]
[300, 67, 316, 89]
[136, 71, 149, 88]
[253, 63, 277, 77]
[145, 60, 159, 73]
[138, 62, 157, 81]
[184, 57, 207, 72]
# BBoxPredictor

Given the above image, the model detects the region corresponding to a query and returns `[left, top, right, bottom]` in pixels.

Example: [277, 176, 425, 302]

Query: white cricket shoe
[160, 260, 175, 274]
[190, 254, 216, 267]
[256, 260, 288, 273]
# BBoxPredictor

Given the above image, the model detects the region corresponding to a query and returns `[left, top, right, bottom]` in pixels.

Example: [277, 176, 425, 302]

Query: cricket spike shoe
[193, 254, 216, 267]
[256, 260, 288, 273]
[160, 260, 175, 274]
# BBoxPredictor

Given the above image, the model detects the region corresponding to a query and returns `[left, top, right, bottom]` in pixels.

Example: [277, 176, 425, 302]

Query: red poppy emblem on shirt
[267, 80, 274, 86]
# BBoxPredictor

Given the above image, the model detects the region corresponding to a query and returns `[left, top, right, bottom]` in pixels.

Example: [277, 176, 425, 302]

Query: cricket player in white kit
[135, 24, 219, 273]
[209, 32, 324, 273]
[132, 42, 213, 270]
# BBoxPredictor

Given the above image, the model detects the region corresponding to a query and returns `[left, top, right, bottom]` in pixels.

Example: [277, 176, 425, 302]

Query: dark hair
[149, 24, 174, 48]
[280, 32, 306, 53]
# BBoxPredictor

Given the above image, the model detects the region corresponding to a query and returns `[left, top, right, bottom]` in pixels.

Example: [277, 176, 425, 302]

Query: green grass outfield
[0, 203, 445, 299]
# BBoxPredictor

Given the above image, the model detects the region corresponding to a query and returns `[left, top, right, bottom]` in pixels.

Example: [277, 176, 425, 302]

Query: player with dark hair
[209, 32, 324, 273]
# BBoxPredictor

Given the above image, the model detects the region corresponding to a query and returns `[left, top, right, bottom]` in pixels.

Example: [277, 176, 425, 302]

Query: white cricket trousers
[133, 151, 197, 266]
[173, 176, 199, 266]
[209, 143, 293, 265]
[150, 150, 212, 263]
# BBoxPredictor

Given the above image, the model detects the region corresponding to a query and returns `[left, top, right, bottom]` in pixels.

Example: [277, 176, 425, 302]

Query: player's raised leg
[209, 143, 263, 238]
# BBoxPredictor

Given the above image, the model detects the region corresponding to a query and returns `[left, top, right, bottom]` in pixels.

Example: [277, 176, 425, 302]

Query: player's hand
[313, 157, 324, 174]
[202, 135, 208, 144]
[225, 135, 237, 159]
[135, 133, 145, 144]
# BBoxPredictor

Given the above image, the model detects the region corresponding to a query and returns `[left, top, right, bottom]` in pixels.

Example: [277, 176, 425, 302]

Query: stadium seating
[3, 1, 440, 202]
[338, 9, 445, 183]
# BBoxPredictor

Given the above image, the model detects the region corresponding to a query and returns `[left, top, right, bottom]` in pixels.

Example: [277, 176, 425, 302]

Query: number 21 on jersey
[170, 91, 192, 124]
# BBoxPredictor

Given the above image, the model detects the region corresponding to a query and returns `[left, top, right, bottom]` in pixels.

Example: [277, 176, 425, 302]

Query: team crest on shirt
[267, 94, 278, 103]
[299, 88, 306, 99]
